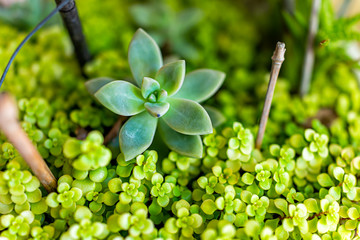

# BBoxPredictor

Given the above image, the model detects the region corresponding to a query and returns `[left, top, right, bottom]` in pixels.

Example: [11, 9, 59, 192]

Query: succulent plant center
[146, 89, 167, 103]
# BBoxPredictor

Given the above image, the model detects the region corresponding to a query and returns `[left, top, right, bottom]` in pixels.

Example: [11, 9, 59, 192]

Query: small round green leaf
[242, 173, 255, 185]
[274, 198, 288, 215]
[162, 98, 212, 135]
[119, 111, 158, 161]
[304, 198, 320, 213]
[282, 218, 294, 232]
[201, 199, 217, 215]
[317, 173, 335, 187]
[333, 167, 345, 181]
[94, 81, 145, 116]
[128, 28, 163, 86]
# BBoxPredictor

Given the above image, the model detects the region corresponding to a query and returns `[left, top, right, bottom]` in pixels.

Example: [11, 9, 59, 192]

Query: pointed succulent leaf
[142, 77, 160, 99]
[158, 119, 203, 158]
[155, 60, 185, 96]
[119, 111, 157, 161]
[173, 69, 225, 102]
[145, 102, 170, 118]
[94, 81, 145, 116]
[162, 98, 212, 135]
[85, 77, 113, 95]
[128, 29, 163, 86]
[204, 105, 226, 127]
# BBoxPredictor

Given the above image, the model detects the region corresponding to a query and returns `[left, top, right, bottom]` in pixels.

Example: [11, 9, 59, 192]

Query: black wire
[0, 0, 71, 88]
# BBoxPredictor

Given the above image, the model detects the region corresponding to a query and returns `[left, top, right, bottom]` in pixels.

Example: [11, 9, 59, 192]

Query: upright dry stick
[55, 0, 91, 69]
[255, 42, 286, 150]
[300, 0, 321, 97]
[0, 93, 57, 192]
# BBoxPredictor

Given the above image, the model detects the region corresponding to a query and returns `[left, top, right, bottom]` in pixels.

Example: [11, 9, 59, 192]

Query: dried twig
[256, 42, 286, 149]
[55, 0, 91, 70]
[0, 93, 57, 192]
[300, 0, 321, 97]
[104, 116, 128, 145]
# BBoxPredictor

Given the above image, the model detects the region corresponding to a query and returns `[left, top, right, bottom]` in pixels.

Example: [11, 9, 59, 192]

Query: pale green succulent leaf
[155, 60, 185, 96]
[128, 28, 163, 86]
[85, 77, 113, 95]
[145, 102, 170, 118]
[119, 111, 158, 161]
[173, 69, 225, 102]
[94, 81, 145, 116]
[162, 98, 212, 135]
[158, 119, 203, 158]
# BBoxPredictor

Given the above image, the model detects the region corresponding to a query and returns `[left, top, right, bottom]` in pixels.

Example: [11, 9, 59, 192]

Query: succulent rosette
[86, 29, 225, 161]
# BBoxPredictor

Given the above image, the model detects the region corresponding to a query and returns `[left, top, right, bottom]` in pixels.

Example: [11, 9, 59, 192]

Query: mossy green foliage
[1, 0, 360, 239]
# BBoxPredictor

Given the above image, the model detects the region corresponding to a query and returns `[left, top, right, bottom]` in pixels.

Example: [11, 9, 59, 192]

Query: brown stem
[256, 42, 286, 149]
[0, 93, 57, 192]
[55, 0, 91, 71]
[299, 0, 321, 96]
[308, 211, 328, 220]
[104, 116, 128, 145]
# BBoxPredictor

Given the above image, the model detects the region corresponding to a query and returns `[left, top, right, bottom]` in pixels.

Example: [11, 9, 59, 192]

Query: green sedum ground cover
[1, 0, 360, 239]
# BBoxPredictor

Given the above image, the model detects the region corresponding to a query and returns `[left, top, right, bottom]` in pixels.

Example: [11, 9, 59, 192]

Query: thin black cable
[0, 0, 71, 88]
